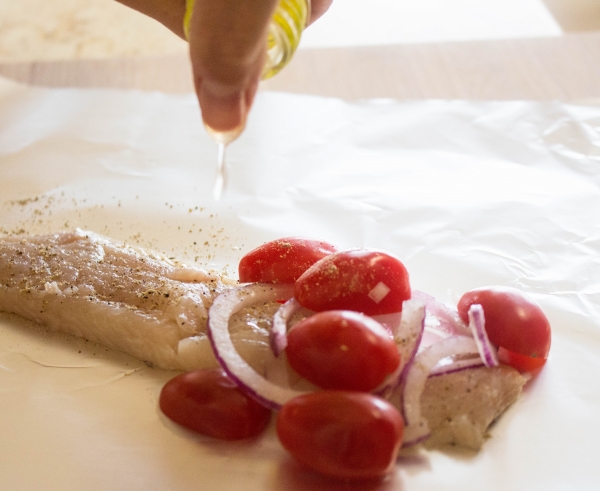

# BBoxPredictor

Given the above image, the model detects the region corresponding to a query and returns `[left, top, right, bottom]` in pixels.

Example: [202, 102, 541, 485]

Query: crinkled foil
[1, 77, 599, 490]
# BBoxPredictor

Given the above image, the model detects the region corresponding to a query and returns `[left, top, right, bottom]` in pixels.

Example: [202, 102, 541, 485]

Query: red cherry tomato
[286, 310, 400, 391]
[276, 391, 404, 480]
[294, 249, 411, 315]
[457, 287, 551, 372]
[159, 368, 271, 440]
[238, 237, 338, 284]
[498, 347, 547, 375]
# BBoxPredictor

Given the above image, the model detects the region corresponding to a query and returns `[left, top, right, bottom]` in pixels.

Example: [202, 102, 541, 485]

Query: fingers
[308, 0, 333, 26]
[118, 0, 333, 134]
[189, 0, 279, 133]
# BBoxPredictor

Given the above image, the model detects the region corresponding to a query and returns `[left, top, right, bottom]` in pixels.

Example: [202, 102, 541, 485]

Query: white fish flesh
[0, 230, 233, 371]
[421, 365, 526, 450]
[0, 229, 527, 450]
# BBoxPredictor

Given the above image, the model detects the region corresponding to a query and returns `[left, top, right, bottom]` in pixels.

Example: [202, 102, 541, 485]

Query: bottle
[263, 0, 309, 79]
[184, 0, 308, 80]
[184, 0, 309, 199]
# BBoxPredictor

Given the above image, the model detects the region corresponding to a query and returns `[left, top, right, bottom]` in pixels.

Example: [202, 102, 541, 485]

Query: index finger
[188, 0, 279, 133]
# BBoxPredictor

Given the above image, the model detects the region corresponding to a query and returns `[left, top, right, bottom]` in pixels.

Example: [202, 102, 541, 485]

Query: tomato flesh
[498, 346, 547, 375]
[457, 287, 551, 372]
[238, 237, 338, 284]
[159, 369, 271, 440]
[276, 391, 404, 480]
[294, 249, 411, 315]
[286, 310, 400, 391]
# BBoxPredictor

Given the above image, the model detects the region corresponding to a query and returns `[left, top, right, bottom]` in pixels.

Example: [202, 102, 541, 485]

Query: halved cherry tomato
[159, 368, 271, 440]
[238, 237, 338, 284]
[286, 310, 400, 391]
[457, 287, 551, 373]
[498, 347, 547, 375]
[294, 249, 411, 315]
[276, 391, 404, 480]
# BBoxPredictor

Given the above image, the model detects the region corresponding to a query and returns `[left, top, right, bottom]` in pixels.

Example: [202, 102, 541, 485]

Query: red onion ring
[394, 300, 426, 379]
[429, 356, 484, 377]
[412, 289, 471, 337]
[374, 299, 425, 398]
[467, 304, 499, 368]
[207, 283, 308, 410]
[270, 297, 302, 357]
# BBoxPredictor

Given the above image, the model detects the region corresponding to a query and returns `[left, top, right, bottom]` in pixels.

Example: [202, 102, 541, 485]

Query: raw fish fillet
[0, 230, 232, 371]
[421, 365, 526, 450]
[0, 230, 527, 450]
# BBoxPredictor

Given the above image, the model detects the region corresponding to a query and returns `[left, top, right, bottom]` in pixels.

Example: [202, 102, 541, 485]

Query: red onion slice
[270, 297, 302, 357]
[467, 304, 499, 368]
[394, 300, 426, 379]
[207, 283, 308, 410]
[412, 289, 471, 337]
[429, 356, 484, 377]
[419, 326, 451, 350]
[401, 335, 479, 446]
[374, 299, 426, 398]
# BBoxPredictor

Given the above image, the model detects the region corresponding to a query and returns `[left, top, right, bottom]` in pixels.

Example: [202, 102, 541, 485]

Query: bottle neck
[262, 0, 309, 79]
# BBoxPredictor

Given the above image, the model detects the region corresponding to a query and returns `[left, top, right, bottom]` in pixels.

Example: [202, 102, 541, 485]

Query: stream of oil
[201, 0, 307, 200]
[213, 142, 226, 201]
[205, 126, 244, 201]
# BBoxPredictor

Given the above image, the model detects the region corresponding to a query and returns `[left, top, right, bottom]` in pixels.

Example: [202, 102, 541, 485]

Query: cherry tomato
[294, 249, 411, 315]
[457, 287, 551, 372]
[159, 368, 271, 440]
[286, 310, 400, 391]
[238, 237, 338, 284]
[276, 391, 404, 480]
[498, 346, 547, 375]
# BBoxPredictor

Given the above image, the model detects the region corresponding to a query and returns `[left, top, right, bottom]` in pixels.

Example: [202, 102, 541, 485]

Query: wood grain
[1, 31, 600, 102]
[262, 32, 600, 102]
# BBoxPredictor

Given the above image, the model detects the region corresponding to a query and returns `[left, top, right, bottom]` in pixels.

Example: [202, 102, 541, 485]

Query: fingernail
[197, 81, 247, 134]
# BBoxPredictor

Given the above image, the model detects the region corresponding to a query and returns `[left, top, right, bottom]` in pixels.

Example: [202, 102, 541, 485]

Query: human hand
[116, 0, 332, 133]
